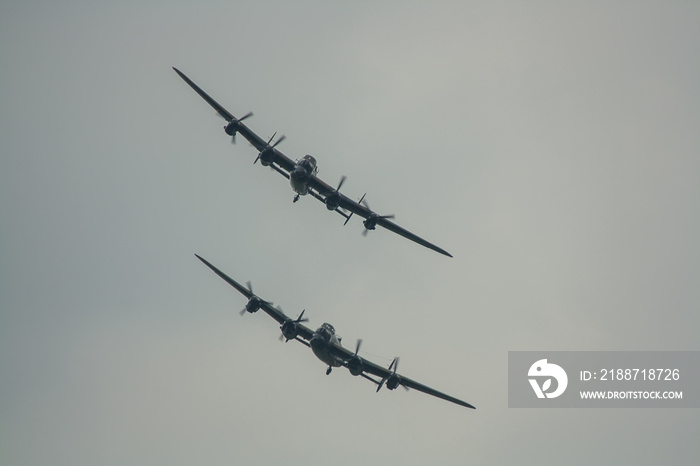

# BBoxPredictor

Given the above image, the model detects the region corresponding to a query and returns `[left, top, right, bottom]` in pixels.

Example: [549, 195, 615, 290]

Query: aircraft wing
[194, 254, 314, 341]
[387, 371, 476, 409]
[173, 67, 296, 173]
[306, 176, 453, 257]
[375, 217, 451, 257]
[326, 342, 475, 409]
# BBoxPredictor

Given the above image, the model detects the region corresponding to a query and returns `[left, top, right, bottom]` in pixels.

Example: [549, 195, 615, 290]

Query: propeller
[376, 357, 402, 392]
[216, 111, 253, 143]
[324, 175, 347, 211]
[279, 309, 309, 342]
[353, 338, 362, 356]
[227, 111, 253, 144]
[254, 132, 286, 165]
[361, 198, 395, 235]
[346, 339, 364, 376]
[343, 193, 366, 226]
[239, 281, 271, 315]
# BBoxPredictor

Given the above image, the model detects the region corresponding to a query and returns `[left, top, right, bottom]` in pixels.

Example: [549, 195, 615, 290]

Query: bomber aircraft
[195, 254, 475, 409]
[174, 68, 452, 258]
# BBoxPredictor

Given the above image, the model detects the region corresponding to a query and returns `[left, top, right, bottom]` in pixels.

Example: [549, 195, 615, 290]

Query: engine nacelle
[347, 356, 363, 376]
[363, 214, 379, 231]
[280, 320, 299, 341]
[245, 296, 262, 313]
[224, 121, 239, 136]
[325, 192, 341, 211]
[257, 149, 275, 166]
[386, 374, 401, 390]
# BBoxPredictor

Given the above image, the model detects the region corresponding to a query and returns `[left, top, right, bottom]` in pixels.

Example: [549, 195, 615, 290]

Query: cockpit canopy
[298, 155, 317, 174]
[318, 322, 335, 334]
[301, 154, 317, 166]
[315, 322, 336, 341]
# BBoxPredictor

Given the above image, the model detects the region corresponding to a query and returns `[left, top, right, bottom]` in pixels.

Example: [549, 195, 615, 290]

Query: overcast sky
[1, 1, 698, 465]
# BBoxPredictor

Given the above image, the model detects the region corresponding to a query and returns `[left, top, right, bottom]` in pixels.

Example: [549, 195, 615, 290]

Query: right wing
[173, 67, 296, 173]
[194, 254, 314, 341]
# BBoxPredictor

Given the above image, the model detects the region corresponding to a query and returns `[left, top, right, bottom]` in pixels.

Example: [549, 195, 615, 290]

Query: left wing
[325, 340, 475, 409]
[306, 175, 453, 257]
[194, 254, 314, 342]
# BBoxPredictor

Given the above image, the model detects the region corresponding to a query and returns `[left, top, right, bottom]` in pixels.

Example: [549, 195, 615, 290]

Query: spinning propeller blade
[254, 133, 286, 164]
[377, 357, 400, 392]
[230, 111, 253, 143]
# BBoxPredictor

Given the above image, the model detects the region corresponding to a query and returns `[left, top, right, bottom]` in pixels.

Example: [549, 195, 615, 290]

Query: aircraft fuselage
[309, 322, 344, 368]
[290, 155, 318, 196]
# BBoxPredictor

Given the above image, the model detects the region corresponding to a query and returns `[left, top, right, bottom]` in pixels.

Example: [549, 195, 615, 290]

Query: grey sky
[1, 1, 698, 465]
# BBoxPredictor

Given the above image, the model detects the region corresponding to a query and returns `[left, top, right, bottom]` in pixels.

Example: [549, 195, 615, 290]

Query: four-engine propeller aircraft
[174, 67, 452, 258]
[195, 254, 475, 409]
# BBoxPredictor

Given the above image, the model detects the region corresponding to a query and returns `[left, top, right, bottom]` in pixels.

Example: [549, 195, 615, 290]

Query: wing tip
[433, 246, 453, 258]
[455, 398, 475, 409]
